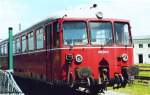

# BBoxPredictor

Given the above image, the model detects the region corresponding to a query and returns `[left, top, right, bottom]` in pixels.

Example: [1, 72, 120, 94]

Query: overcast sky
[0, 0, 150, 40]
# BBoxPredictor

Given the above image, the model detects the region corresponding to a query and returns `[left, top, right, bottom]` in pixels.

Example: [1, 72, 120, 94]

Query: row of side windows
[0, 27, 44, 55]
[0, 21, 59, 55]
[0, 43, 7, 55]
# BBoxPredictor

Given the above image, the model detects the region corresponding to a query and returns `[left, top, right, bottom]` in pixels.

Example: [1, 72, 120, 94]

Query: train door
[52, 21, 61, 79]
[45, 24, 53, 80]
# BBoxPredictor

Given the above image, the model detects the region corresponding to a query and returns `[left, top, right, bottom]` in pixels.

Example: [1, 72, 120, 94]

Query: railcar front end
[53, 18, 133, 90]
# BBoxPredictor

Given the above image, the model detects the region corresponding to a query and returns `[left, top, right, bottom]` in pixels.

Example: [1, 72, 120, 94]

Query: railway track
[135, 76, 150, 80]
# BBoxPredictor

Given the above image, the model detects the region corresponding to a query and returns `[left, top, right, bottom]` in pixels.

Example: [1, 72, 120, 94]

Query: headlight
[122, 53, 128, 62]
[65, 54, 73, 64]
[75, 54, 83, 63]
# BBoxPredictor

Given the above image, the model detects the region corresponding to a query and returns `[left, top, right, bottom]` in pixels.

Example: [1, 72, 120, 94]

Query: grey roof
[133, 35, 150, 40]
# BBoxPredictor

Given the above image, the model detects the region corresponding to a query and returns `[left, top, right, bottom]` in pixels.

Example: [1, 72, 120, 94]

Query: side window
[46, 25, 52, 47]
[16, 38, 21, 53]
[1, 45, 3, 55]
[0, 45, 2, 55]
[53, 21, 59, 47]
[139, 44, 143, 48]
[13, 40, 15, 53]
[22, 35, 27, 52]
[2, 44, 4, 55]
[53, 21, 59, 32]
[4, 43, 7, 54]
[36, 28, 44, 49]
[28, 32, 34, 51]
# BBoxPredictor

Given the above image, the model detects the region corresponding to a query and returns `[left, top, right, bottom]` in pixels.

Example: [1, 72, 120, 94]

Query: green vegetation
[138, 71, 150, 77]
[134, 64, 150, 77]
[136, 64, 150, 67]
[140, 67, 150, 71]
[112, 82, 150, 95]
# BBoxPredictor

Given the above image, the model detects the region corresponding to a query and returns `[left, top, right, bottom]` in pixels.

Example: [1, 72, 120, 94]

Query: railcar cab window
[63, 21, 88, 46]
[89, 22, 112, 45]
[21, 36, 26, 52]
[36, 28, 44, 49]
[28, 32, 34, 51]
[114, 22, 130, 45]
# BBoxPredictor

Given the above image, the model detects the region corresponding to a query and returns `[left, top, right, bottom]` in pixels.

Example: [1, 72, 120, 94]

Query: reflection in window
[139, 44, 143, 48]
[4, 43, 7, 54]
[90, 22, 112, 45]
[148, 44, 150, 48]
[115, 22, 130, 45]
[36, 28, 44, 49]
[13, 40, 15, 53]
[22, 36, 26, 52]
[28, 32, 34, 50]
[148, 54, 150, 58]
[63, 21, 87, 45]
[0, 45, 4, 55]
[0, 45, 1, 55]
[16, 38, 21, 53]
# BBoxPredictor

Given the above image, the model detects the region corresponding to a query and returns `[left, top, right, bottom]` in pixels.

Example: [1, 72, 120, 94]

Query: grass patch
[136, 64, 150, 67]
[138, 71, 150, 77]
[140, 68, 150, 71]
[112, 82, 150, 95]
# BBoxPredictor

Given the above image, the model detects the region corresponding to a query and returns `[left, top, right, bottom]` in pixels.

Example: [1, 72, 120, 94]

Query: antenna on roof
[90, 4, 98, 9]
[62, 14, 67, 18]
[19, 23, 21, 32]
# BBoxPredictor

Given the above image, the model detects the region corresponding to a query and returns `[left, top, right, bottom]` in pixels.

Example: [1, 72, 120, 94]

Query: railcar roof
[61, 18, 129, 22]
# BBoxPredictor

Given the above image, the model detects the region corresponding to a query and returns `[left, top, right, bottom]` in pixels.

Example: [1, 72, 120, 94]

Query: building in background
[133, 36, 150, 64]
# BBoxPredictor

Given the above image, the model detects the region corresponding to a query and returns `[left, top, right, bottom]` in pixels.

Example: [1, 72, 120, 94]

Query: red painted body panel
[0, 18, 133, 85]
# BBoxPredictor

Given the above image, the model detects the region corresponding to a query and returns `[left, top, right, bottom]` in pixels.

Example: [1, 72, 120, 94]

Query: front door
[138, 54, 143, 64]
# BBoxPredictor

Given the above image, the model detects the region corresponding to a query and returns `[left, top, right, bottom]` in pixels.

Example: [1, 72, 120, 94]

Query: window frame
[35, 27, 44, 50]
[139, 44, 143, 48]
[16, 37, 21, 53]
[114, 22, 131, 46]
[21, 35, 27, 52]
[45, 24, 53, 48]
[89, 21, 113, 46]
[27, 31, 35, 51]
[148, 44, 150, 48]
[62, 21, 88, 46]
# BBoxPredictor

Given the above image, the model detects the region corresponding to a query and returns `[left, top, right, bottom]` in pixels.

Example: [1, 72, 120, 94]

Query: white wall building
[133, 36, 150, 64]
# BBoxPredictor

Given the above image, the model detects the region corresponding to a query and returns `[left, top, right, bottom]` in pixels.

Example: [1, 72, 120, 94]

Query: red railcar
[0, 16, 133, 91]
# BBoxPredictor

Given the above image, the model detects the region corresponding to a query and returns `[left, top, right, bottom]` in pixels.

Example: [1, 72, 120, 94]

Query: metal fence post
[8, 27, 13, 71]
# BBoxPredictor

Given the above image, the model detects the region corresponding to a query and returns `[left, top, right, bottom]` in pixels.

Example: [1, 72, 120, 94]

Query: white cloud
[91, 0, 150, 36]
[0, 0, 150, 40]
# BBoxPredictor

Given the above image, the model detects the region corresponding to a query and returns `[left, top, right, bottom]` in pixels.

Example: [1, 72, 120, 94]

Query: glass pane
[28, 32, 34, 50]
[22, 36, 26, 52]
[90, 22, 113, 45]
[114, 22, 130, 45]
[36, 28, 43, 49]
[16, 38, 21, 53]
[13, 41, 15, 53]
[63, 21, 87, 45]
[0, 46, 1, 55]
[4, 43, 7, 54]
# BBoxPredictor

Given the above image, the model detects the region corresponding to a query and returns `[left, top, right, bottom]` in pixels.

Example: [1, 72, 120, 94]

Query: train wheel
[87, 76, 95, 87]
[68, 73, 74, 87]
[87, 76, 96, 94]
